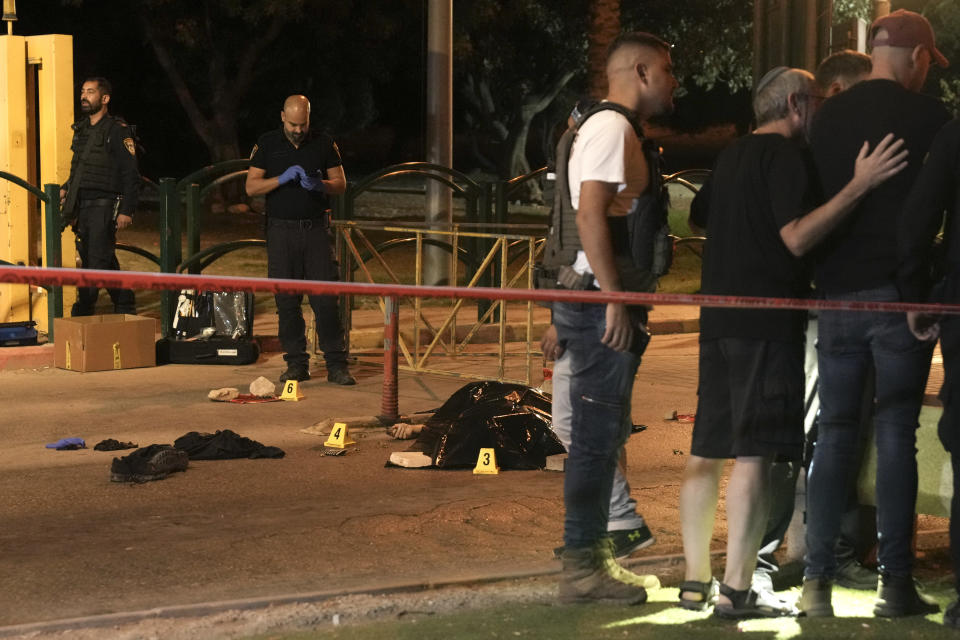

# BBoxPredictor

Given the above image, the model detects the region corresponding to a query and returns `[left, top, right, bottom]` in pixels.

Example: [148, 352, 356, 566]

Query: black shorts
[691, 338, 804, 460]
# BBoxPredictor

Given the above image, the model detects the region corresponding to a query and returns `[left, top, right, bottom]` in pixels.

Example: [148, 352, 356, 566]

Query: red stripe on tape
[1, 265, 958, 315]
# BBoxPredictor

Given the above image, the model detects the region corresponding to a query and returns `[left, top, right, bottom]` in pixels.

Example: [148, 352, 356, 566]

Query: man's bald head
[281, 95, 311, 146]
[283, 94, 311, 117]
[604, 32, 676, 120]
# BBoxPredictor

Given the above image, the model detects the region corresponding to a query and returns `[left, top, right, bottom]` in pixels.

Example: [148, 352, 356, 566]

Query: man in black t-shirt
[245, 95, 355, 385]
[803, 10, 950, 618]
[752, 49, 877, 603]
[897, 119, 960, 628]
[679, 66, 905, 619]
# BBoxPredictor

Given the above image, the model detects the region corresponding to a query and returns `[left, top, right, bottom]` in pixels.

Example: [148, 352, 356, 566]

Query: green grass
[252, 580, 960, 640]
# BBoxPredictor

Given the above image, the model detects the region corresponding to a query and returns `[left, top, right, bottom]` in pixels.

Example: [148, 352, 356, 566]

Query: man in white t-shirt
[555, 31, 677, 606]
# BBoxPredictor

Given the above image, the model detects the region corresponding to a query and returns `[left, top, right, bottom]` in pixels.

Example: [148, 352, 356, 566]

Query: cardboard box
[55, 315, 157, 372]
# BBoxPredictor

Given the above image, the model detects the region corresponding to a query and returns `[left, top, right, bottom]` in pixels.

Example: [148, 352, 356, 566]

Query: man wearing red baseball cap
[871, 9, 950, 72]
[800, 8, 951, 619]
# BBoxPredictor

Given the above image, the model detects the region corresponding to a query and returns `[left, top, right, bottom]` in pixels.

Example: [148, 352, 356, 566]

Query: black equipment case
[156, 335, 259, 365]
[156, 291, 259, 365]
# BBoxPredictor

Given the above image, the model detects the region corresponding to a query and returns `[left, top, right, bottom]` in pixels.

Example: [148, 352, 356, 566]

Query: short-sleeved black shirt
[809, 79, 951, 294]
[249, 128, 342, 220]
[691, 134, 814, 342]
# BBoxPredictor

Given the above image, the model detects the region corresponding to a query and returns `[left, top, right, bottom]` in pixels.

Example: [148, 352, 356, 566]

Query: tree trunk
[139, 8, 286, 165]
[503, 70, 576, 203]
[588, 0, 621, 99]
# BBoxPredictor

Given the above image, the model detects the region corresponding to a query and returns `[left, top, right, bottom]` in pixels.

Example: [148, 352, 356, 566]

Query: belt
[267, 217, 325, 229]
[79, 197, 117, 207]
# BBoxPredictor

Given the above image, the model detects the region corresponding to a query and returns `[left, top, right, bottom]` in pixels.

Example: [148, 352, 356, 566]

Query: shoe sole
[614, 535, 656, 560]
[873, 604, 939, 618]
[110, 472, 168, 483]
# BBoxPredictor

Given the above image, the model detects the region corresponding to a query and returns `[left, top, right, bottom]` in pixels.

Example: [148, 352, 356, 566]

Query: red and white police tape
[2, 265, 959, 314]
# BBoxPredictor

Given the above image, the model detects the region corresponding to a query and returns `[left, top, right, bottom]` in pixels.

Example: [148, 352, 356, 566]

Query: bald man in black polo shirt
[246, 95, 355, 385]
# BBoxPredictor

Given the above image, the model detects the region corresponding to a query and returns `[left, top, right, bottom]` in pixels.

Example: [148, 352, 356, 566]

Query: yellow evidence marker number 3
[324, 422, 356, 449]
[473, 447, 499, 475]
[280, 380, 304, 401]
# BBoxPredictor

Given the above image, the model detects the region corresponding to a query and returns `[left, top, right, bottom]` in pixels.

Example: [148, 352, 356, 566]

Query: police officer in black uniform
[60, 77, 139, 316]
[245, 95, 355, 385]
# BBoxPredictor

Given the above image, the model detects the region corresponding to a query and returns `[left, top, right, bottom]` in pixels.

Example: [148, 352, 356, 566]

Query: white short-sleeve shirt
[566, 107, 648, 278]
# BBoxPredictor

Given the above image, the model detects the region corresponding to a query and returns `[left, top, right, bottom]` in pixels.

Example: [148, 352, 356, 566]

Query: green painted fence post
[185, 183, 201, 274]
[42, 183, 63, 341]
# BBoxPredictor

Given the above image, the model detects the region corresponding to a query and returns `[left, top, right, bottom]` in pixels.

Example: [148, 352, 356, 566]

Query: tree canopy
[11, 0, 958, 181]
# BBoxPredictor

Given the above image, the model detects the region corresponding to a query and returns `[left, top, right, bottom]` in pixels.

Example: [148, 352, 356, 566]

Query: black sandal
[712, 583, 796, 620]
[678, 578, 719, 611]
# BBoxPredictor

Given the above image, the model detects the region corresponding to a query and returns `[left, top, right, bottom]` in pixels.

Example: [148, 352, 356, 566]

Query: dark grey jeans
[553, 301, 647, 549]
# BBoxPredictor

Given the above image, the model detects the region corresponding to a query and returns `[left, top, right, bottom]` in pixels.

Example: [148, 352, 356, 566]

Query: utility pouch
[556, 265, 594, 290]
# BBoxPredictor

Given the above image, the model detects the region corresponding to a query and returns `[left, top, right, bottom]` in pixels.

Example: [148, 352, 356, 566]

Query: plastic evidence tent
[408, 381, 565, 469]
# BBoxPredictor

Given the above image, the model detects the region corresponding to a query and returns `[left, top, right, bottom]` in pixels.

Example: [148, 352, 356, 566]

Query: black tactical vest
[537, 103, 673, 292]
[69, 116, 123, 193]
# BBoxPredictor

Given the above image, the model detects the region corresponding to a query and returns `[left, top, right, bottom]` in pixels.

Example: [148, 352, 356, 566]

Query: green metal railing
[155, 159, 706, 339]
[0, 171, 63, 340]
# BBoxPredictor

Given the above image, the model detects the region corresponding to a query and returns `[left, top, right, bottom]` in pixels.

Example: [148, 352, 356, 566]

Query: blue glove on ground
[45, 437, 86, 450]
[300, 175, 327, 192]
[278, 165, 306, 186]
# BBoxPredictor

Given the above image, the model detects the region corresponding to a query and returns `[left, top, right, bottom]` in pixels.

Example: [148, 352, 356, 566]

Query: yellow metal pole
[0, 34, 28, 324]
[498, 237, 507, 381]
[27, 35, 74, 331]
[414, 231, 423, 367]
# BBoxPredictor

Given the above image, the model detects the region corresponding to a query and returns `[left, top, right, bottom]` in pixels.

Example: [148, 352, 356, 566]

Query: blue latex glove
[277, 165, 306, 186]
[300, 175, 327, 192]
[46, 437, 86, 450]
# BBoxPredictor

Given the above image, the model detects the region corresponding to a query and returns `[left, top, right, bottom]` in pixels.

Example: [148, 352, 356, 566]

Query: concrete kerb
[1, 526, 949, 638]
[0, 549, 715, 639]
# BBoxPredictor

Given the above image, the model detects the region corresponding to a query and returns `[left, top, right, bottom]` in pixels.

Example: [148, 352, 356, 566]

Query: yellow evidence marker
[324, 422, 356, 449]
[280, 379, 304, 401]
[473, 447, 499, 475]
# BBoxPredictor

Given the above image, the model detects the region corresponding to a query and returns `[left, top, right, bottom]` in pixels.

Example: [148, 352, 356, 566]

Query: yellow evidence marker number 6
[280, 379, 304, 401]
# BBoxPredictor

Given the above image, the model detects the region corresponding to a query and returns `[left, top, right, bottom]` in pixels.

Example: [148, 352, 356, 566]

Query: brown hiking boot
[797, 577, 834, 617]
[559, 545, 648, 605]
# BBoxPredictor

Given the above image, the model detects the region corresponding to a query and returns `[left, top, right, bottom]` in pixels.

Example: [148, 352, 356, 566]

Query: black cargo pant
[72, 198, 136, 316]
[266, 217, 347, 371]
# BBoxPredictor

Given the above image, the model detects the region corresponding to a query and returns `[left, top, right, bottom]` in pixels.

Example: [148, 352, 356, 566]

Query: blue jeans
[551, 352, 646, 531]
[553, 302, 645, 549]
[805, 284, 932, 578]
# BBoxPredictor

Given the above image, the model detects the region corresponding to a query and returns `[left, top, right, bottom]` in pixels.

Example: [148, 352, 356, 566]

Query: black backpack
[537, 102, 673, 292]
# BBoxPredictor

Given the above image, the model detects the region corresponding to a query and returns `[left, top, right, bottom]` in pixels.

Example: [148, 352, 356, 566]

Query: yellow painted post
[27, 34, 74, 330]
[0, 34, 28, 324]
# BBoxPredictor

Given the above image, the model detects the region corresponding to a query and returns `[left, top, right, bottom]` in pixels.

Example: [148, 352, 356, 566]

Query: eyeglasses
[797, 92, 826, 104]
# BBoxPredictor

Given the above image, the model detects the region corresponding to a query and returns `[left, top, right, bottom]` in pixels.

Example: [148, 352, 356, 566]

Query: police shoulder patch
[123, 138, 136, 156]
[249, 144, 259, 160]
